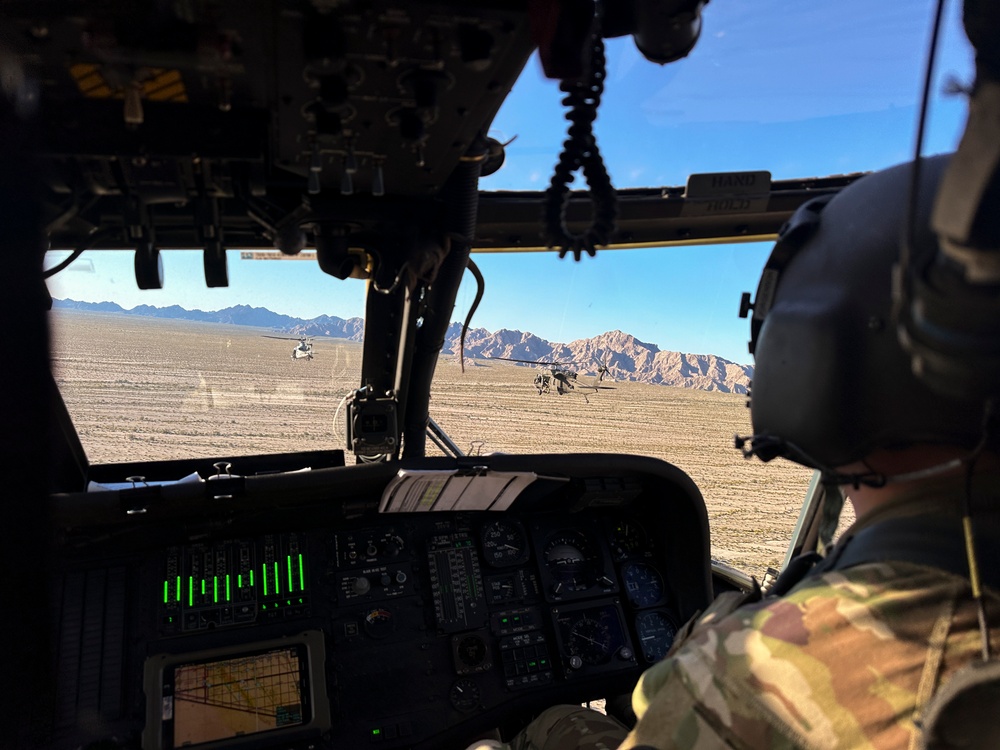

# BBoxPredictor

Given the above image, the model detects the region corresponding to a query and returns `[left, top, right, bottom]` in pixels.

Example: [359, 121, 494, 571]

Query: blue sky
[47, 0, 974, 365]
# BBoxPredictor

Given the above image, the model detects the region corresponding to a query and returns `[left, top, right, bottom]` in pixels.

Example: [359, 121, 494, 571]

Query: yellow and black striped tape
[69, 63, 188, 103]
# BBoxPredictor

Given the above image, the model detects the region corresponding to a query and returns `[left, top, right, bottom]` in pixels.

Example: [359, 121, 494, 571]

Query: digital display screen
[166, 646, 308, 747]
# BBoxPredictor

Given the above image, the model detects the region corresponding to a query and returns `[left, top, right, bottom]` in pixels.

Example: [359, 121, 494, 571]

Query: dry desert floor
[51, 312, 833, 579]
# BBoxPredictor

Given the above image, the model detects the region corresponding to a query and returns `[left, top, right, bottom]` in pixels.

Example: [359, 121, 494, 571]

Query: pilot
[475, 153, 1000, 749]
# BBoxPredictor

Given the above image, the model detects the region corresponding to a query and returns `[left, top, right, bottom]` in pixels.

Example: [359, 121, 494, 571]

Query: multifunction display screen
[165, 646, 307, 747]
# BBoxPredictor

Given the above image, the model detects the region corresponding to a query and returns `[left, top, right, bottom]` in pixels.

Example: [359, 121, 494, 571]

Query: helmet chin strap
[737, 400, 997, 490]
[734, 434, 889, 488]
[872, 457, 966, 486]
[735, 441, 977, 489]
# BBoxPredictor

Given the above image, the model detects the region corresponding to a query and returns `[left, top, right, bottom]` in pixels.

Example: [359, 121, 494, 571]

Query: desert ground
[50, 312, 833, 579]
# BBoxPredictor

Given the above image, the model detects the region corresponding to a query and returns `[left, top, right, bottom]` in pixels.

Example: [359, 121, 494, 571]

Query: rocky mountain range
[53, 299, 753, 394]
[449, 324, 752, 394]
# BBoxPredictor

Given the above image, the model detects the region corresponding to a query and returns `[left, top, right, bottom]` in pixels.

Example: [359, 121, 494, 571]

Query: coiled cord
[543, 8, 617, 261]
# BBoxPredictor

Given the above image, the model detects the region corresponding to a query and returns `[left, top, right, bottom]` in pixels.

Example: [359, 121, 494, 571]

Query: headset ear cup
[898, 259, 1000, 402]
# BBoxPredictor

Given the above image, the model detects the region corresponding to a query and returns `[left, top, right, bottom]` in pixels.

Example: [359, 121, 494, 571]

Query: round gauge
[457, 634, 489, 668]
[610, 520, 648, 560]
[568, 616, 614, 665]
[481, 519, 530, 567]
[363, 607, 395, 638]
[544, 531, 600, 592]
[621, 561, 666, 608]
[449, 678, 481, 712]
[635, 610, 678, 663]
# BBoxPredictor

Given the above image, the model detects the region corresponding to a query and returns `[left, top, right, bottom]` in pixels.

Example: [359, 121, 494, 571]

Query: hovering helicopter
[263, 335, 314, 360]
[489, 355, 615, 401]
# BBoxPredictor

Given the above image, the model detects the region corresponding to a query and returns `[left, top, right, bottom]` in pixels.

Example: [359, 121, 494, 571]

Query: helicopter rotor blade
[262, 335, 314, 342]
[485, 356, 586, 368]
[592, 353, 616, 382]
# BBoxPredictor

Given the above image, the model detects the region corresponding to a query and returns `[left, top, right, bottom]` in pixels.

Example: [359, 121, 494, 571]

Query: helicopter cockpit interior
[2, 1, 999, 749]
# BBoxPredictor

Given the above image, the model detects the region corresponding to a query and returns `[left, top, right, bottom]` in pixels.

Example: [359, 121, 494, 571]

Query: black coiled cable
[543, 11, 617, 261]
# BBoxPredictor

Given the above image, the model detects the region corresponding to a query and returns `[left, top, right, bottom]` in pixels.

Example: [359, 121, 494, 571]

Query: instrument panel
[47, 456, 712, 750]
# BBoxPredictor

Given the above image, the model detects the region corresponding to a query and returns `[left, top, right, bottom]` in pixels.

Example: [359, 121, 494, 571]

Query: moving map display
[169, 647, 306, 747]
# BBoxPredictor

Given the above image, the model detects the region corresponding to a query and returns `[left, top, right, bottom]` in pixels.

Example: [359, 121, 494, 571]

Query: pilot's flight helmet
[743, 153, 990, 471]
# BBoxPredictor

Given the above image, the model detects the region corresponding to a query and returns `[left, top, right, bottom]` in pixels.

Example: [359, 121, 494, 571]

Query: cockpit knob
[352, 576, 371, 595]
[395, 570, 407, 584]
[380, 572, 392, 587]
[568, 655, 583, 670]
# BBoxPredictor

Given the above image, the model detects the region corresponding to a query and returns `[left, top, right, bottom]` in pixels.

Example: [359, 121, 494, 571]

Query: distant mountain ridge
[53, 298, 366, 339]
[53, 299, 752, 393]
[449, 324, 752, 394]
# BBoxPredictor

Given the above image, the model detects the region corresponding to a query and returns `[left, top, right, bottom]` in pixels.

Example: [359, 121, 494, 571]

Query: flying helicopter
[2, 2, 996, 750]
[488, 355, 615, 400]
[263, 334, 315, 360]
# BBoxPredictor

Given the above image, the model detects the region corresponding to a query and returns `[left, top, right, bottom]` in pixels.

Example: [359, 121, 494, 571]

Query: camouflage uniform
[510, 477, 1000, 750]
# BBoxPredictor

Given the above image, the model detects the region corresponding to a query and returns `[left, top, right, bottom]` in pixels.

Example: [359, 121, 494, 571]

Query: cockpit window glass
[47, 250, 367, 463]
[45, 0, 971, 576]
[489, 1, 973, 190]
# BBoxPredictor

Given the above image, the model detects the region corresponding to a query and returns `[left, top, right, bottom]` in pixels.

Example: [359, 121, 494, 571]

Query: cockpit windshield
[44, 0, 973, 581]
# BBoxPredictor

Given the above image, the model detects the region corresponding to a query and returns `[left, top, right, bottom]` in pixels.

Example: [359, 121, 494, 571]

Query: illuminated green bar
[250, 570, 254, 587]
[287, 556, 294, 592]
[226, 575, 231, 601]
[298, 554, 305, 591]
[262, 564, 268, 596]
[201, 579, 206, 596]
[213, 576, 218, 603]
[176, 576, 181, 603]
[163, 580, 168, 604]
[238, 574, 243, 589]
[274, 562, 280, 594]
[188, 577, 194, 607]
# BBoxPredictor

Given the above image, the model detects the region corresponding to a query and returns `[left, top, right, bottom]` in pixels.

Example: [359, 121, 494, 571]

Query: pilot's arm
[618, 563, 963, 750]
[616, 588, 783, 750]
[619, 634, 777, 749]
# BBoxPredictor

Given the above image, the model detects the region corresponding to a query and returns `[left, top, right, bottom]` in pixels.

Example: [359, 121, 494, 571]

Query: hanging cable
[899, 0, 948, 280]
[459, 258, 485, 373]
[43, 228, 117, 279]
[543, 2, 617, 261]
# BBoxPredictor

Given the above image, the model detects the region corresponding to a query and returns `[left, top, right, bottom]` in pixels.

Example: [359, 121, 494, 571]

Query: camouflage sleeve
[509, 565, 977, 750]
[616, 564, 977, 750]
[617, 645, 800, 750]
[616, 588, 800, 750]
